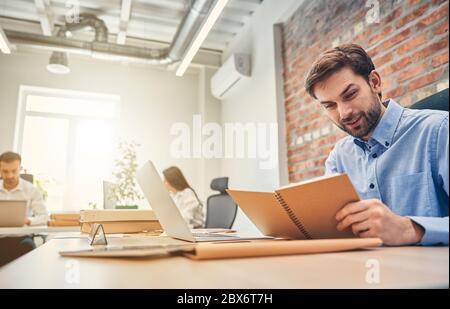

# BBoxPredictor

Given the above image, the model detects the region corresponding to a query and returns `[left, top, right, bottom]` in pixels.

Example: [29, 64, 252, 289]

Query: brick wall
[282, 0, 449, 183]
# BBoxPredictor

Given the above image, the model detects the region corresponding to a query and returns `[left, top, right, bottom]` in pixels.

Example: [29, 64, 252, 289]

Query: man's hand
[24, 218, 31, 226]
[336, 199, 425, 246]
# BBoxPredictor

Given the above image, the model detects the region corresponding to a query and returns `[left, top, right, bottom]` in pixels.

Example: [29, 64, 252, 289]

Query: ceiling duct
[4, 0, 216, 66]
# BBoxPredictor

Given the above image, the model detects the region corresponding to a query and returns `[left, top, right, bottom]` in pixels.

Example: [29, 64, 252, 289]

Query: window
[15, 86, 120, 212]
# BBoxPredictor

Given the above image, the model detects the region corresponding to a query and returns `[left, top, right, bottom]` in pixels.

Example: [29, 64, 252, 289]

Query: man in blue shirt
[304, 44, 448, 246]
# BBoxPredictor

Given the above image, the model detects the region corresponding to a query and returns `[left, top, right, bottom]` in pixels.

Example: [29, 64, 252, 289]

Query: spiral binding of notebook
[274, 192, 312, 239]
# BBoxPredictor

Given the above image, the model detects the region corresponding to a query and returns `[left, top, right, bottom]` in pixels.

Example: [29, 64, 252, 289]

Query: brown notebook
[227, 174, 360, 240]
[185, 238, 382, 260]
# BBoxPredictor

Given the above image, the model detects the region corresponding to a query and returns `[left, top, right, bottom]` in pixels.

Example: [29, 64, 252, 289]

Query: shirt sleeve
[409, 116, 449, 246]
[437, 116, 449, 201]
[325, 147, 339, 175]
[408, 216, 449, 245]
[28, 187, 49, 226]
[174, 190, 203, 228]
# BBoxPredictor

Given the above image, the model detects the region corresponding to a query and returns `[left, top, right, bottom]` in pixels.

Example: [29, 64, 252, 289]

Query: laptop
[0, 200, 27, 227]
[136, 161, 268, 242]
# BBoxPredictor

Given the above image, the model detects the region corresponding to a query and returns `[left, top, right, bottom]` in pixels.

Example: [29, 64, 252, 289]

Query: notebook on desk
[227, 174, 360, 240]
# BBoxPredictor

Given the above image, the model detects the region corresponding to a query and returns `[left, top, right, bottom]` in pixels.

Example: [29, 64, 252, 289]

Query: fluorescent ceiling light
[0, 25, 11, 54]
[175, 0, 229, 77]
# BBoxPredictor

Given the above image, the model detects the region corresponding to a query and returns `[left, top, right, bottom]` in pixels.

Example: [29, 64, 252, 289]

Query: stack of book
[79, 209, 162, 234]
[48, 212, 81, 227]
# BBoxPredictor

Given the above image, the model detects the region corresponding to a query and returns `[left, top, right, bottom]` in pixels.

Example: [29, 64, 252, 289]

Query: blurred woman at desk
[163, 166, 204, 228]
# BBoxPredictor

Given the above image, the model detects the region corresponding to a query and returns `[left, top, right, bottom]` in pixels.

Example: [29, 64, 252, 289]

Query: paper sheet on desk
[59, 244, 196, 258]
[58, 234, 192, 257]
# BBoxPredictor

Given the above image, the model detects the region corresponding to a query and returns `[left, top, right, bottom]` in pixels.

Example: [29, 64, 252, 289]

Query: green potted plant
[32, 173, 55, 203]
[110, 140, 143, 209]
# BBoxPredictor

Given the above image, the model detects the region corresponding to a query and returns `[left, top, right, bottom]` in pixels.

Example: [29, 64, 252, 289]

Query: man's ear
[368, 70, 382, 95]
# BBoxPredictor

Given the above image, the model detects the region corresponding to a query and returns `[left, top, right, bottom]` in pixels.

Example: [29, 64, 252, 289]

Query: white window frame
[14, 85, 120, 153]
[13, 85, 121, 211]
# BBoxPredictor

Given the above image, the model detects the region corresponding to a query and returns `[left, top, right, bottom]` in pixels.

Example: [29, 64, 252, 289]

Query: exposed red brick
[374, 53, 393, 67]
[408, 68, 444, 91]
[432, 0, 448, 5]
[433, 20, 449, 35]
[380, 64, 395, 76]
[397, 63, 428, 82]
[381, 56, 413, 76]
[392, 56, 413, 71]
[385, 86, 406, 99]
[354, 28, 372, 44]
[397, 33, 428, 55]
[408, 0, 421, 5]
[367, 45, 382, 58]
[410, 36, 449, 61]
[396, 3, 430, 29]
[381, 28, 411, 50]
[432, 52, 449, 67]
[369, 26, 394, 46]
[399, 95, 413, 106]
[382, 78, 393, 90]
[416, 3, 449, 29]
[384, 7, 403, 24]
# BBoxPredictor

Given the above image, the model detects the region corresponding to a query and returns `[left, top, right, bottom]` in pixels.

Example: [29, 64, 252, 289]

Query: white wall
[0, 0, 305, 231]
[219, 0, 305, 232]
[0, 50, 208, 205]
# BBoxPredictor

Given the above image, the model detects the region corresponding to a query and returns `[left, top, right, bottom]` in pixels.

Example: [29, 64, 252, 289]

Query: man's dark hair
[0, 151, 22, 163]
[305, 43, 382, 100]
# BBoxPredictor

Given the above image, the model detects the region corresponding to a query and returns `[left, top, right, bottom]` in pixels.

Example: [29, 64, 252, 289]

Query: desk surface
[0, 225, 79, 235]
[0, 237, 447, 289]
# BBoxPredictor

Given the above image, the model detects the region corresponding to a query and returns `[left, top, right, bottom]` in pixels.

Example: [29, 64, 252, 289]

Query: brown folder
[49, 212, 80, 221]
[80, 221, 162, 234]
[227, 174, 360, 240]
[185, 238, 382, 260]
[48, 220, 80, 227]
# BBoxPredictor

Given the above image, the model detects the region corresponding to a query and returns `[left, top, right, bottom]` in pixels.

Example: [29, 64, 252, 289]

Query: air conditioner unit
[210, 53, 251, 99]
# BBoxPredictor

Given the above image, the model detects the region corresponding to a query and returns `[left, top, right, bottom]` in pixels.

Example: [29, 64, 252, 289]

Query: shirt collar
[0, 178, 25, 193]
[353, 99, 404, 150]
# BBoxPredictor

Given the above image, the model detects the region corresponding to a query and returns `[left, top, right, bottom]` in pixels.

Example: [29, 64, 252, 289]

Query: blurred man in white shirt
[0, 151, 48, 266]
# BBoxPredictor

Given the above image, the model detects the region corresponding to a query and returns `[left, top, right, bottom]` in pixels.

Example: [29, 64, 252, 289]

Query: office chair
[205, 177, 238, 229]
[20, 174, 34, 184]
[409, 88, 449, 111]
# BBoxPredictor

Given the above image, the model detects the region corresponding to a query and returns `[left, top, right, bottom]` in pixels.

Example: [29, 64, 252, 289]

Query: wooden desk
[0, 225, 79, 236]
[0, 237, 447, 288]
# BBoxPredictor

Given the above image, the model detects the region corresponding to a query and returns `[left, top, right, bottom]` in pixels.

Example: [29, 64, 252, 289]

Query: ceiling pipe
[61, 13, 108, 43]
[4, 0, 217, 65]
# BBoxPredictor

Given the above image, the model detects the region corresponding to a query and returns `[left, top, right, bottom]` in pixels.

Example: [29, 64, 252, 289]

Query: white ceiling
[0, 0, 264, 52]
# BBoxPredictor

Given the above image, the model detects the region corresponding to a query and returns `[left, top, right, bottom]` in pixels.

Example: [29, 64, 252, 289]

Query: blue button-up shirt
[325, 99, 449, 245]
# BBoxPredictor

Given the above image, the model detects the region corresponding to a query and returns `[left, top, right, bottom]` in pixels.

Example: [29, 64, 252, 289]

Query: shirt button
[385, 141, 390, 147]
[369, 183, 375, 189]
[372, 153, 377, 158]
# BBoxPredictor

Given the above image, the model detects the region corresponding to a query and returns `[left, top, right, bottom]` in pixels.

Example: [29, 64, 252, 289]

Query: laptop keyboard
[192, 233, 237, 238]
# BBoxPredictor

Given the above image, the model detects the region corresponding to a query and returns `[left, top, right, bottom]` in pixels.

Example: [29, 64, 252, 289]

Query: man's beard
[4, 178, 18, 186]
[336, 95, 382, 140]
